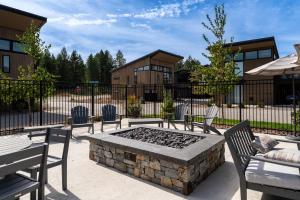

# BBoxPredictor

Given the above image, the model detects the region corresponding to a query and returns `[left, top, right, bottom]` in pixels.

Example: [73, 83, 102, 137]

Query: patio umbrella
[246, 44, 300, 139]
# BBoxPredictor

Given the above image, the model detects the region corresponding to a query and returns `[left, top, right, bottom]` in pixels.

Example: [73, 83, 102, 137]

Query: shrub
[160, 89, 175, 119]
[226, 103, 232, 108]
[127, 95, 142, 118]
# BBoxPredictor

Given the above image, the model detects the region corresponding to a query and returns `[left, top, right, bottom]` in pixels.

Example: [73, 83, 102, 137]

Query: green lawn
[142, 114, 298, 132]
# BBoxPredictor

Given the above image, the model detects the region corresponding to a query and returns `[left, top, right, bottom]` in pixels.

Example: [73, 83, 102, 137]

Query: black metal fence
[0, 79, 299, 135]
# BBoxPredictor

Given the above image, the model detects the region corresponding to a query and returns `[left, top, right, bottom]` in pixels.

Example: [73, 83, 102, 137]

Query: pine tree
[56, 47, 71, 83]
[114, 50, 126, 69]
[70, 50, 86, 83]
[40, 49, 57, 75]
[87, 54, 99, 81]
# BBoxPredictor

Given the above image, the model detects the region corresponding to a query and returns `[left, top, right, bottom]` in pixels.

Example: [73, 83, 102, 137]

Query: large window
[258, 49, 272, 58]
[235, 61, 243, 76]
[0, 39, 10, 51]
[2, 55, 10, 73]
[245, 51, 257, 60]
[0, 39, 25, 53]
[234, 52, 243, 61]
[12, 42, 24, 53]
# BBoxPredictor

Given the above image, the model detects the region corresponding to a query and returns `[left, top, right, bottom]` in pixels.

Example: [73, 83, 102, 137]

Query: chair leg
[92, 124, 94, 134]
[191, 123, 194, 132]
[184, 122, 186, 131]
[240, 184, 247, 200]
[120, 122, 121, 129]
[45, 168, 48, 184]
[30, 170, 37, 200]
[168, 121, 170, 129]
[62, 163, 68, 190]
[101, 123, 103, 132]
[38, 182, 45, 200]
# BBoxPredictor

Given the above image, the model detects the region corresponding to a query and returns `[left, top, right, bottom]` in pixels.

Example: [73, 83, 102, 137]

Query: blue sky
[2, 0, 300, 64]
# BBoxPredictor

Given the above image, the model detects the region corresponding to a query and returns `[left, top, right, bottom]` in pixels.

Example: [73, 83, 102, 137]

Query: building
[227, 36, 279, 105]
[111, 50, 183, 100]
[0, 4, 47, 78]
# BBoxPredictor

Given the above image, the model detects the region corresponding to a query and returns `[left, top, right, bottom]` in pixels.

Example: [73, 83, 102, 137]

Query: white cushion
[264, 149, 300, 164]
[245, 158, 300, 190]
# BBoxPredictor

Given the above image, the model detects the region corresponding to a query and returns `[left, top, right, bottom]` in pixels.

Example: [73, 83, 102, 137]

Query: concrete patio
[7, 119, 297, 200]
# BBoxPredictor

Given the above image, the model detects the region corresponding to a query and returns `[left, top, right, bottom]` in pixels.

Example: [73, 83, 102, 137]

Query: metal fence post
[125, 85, 128, 117]
[91, 83, 95, 116]
[39, 80, 43, 126]
[190, 83, 193, 116]
[239, 79, 243, 122]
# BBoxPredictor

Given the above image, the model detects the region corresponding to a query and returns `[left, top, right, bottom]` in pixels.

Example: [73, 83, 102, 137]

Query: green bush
[127, 95, 142, 118]
[160, 89, 175, 119]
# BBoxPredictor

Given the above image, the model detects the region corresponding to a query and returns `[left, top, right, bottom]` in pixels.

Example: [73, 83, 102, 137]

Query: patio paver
[7, 119, 297, 200]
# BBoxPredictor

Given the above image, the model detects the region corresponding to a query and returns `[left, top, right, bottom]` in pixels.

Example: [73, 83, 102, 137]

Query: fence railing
[0, 79, 299, 135]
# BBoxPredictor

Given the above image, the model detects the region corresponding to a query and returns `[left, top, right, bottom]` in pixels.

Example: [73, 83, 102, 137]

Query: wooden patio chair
[167, 103, 189, 131]
[101, 104, 122, 132]
[68, 106, 94, 136]
[191, 105, 221, 135]
[0, 144, 48, 200]
[24, 128, 71, 191]
[224, 121, 300, 200]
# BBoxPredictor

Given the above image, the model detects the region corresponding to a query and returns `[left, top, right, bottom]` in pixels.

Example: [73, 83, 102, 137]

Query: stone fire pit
[88, 126, 225, 195]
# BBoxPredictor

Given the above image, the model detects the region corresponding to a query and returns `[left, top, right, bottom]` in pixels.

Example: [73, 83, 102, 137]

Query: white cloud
[130, 23, 152, 30]
[64, 18, 117, 26]
[107, 0, 205, 20]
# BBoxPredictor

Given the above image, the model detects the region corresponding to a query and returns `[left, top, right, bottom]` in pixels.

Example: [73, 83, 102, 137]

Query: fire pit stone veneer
[88, 126, 225, 195]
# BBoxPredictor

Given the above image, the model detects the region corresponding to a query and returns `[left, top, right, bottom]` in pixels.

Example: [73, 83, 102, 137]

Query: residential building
[0, 4, 47, 78]
[228, 36, 279, 105]
[111, 49, 183, 100]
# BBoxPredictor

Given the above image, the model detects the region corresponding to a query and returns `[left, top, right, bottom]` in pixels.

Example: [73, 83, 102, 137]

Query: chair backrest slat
[71, 106, 89, 124]
[224, 121, 256, 180]
[0, 144, 48, 179]
[205, 105, 219, 126]
[175, 103, 189, 120]
[102, 104, 117, 121]
[46, 128, 71, 160]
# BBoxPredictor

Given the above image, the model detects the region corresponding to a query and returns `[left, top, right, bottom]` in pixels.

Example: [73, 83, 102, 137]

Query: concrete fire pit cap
[88, 126, 225, 165]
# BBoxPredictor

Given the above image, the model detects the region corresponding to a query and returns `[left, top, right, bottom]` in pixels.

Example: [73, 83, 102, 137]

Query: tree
[16, 22, 54, 125]
[56, 47, 72, 83]
[40, 49, 57, 75]
[184, 56, 201, 71]
[114, 50, 126, 69]
[70, 50, 86, 83]
[87, 54, 99, 81]
[190, 4, 238, 101]
[160, 89, 175, 119]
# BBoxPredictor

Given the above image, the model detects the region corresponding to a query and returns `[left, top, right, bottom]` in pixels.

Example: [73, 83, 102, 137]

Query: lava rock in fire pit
[111, 127, 204, 149]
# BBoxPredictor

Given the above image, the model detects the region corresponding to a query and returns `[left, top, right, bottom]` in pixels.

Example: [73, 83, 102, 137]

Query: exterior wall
[112, 55, 177, 100]
[231, 43, 277, 105]
[0, 26, 32, 78]
[242, 57, 275, 105]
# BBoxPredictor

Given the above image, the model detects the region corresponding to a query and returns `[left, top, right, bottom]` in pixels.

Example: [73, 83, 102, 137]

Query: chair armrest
[67, 117, 72, 125]
[89, 116, 95, 122]
[116, 114, 123, 120]
[241, 154, 300, 168]
[275, 139, 300, 144]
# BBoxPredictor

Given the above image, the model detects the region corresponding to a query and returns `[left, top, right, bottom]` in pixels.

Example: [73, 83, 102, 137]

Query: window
[245, 51, 257, 60]
[0, 39, 10, 51]
[12, 42, 24, 53]
[234, 52, 243, 61]
[235, 61, 243, 76]
[143, 65, 149, 71]
[2, 55, 10, 73]
[258, 49, 272, 58]
[152, 66, 157, 71]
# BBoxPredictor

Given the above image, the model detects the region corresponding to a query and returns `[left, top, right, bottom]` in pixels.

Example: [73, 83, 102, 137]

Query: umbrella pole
[293, 75, 297, 135]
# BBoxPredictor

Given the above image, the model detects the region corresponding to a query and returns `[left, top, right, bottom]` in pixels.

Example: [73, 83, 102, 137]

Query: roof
[112, 49, 184, 72]
[0, 4, 47, 31]
[225, 36, 279, 58]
